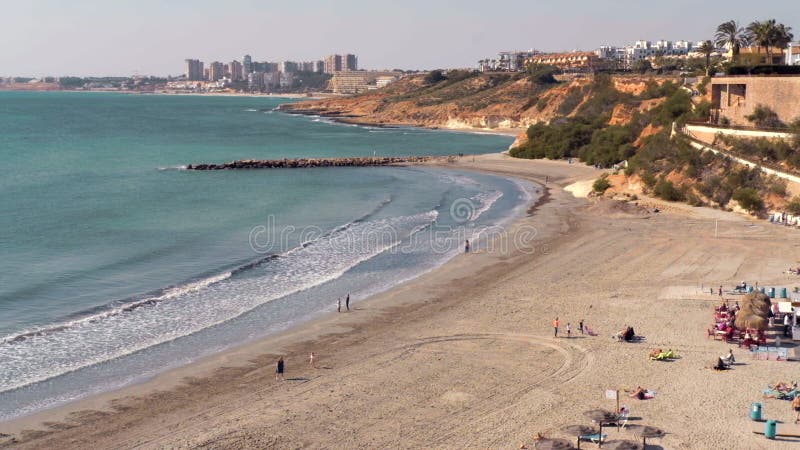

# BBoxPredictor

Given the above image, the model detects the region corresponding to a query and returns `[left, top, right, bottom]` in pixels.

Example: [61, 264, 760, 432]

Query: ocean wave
[469, 191, 503, 221]
[157, 165, 187, 171]
[0, 209, 439, 394]
[244, 109, 258, 112]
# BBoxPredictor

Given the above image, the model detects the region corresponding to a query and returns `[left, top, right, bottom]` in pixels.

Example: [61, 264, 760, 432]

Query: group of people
[275, 352, 321, 381]
[552, 317, 590, 338]
[337, 293, 351, 313]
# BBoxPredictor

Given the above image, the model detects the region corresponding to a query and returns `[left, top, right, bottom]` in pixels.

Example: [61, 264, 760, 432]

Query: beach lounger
[579, 433, 607, 444]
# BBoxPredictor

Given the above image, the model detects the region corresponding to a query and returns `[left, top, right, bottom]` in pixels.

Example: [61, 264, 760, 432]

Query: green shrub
[732, 188, 764, 213]
[653, 179, 685, 201]
[787, 197, 800, 216]
[593, 174, 612, 193]
[746, 105, 786, 129]
[424, 70, 446, 85]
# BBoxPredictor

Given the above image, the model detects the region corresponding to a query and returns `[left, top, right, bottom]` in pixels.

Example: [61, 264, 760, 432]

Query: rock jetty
[186, 156, 438, 170]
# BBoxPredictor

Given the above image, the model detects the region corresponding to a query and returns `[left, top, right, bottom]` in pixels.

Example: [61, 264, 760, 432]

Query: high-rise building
[185, 59, 204, 81]
[247, 72, 264, 91]
[278, 61, 298, 73]
[313, 60, 325, 73]
[243, 55, 253, 74]
[208, 61, 225, 81]
[344, 54, 358, 71]
[324, 54, 342, 74]
[228, 60, 243, 81]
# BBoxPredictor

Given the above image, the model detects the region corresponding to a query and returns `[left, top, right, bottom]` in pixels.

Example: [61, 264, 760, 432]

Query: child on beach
[566, 323, 571, 338]
[553, 317, 559, 337]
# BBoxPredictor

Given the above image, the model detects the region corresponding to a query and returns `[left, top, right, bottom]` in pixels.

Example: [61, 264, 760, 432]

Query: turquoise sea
[0, 91, 527, 420]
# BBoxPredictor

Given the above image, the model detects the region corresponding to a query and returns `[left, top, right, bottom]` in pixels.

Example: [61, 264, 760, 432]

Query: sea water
[0, 92, 531, 420]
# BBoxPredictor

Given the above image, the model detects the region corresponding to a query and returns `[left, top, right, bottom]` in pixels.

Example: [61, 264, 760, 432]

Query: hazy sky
[2, 0, 798, 77]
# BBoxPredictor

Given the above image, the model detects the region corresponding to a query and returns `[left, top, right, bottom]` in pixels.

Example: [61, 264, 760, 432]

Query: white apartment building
[787, 42, 800, 65]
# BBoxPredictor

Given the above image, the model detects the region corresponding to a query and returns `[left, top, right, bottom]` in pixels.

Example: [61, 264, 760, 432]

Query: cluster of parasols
[521, 409, 665, 449]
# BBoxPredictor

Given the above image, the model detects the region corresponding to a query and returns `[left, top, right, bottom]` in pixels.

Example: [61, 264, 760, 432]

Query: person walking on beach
[579, 319, 584, 335]
[309, 352, 316, 369]
[566, 323, 571, 338]
[718, 285, 723, 296]
[553, 317, 560, 337]
[465, 239, 470, 253]
[337, 298, 341, 313]
[345, 293, 350, 311]
[276, 356, 285, 381]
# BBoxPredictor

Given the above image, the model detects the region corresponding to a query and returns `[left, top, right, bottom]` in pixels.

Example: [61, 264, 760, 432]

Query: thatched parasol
[603, 440, 643, 450]
[535, 438, 577, 450]
[624, 425, 665, 447]
[583, 409, 618, 423]
[735, 314, 767, 331]
[561, 425, 597, 449]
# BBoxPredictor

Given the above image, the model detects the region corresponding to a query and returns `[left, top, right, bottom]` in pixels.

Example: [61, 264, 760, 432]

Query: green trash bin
[780, 287, 788, 298]
[748, 286, 754, 293]
[765, 420, 777, 439]
[751, 402, 762, 421]
[760, 287, 766, 294]
[769, 287, 776, 298]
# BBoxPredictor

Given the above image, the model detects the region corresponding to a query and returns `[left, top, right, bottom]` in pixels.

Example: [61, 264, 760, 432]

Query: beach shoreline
[5, 154, 800, 449]
[0, 153, 550, 436]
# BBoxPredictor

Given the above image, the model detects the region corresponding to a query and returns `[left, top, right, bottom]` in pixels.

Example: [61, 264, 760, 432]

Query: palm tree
[747, 20, 778, 63]
[698, 40, 715, 76]
[774, 23, 794, 54]
[715, 20, 749, 63]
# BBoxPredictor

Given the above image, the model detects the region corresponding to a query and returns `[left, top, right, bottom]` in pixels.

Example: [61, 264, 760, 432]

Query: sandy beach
[3, 153, 800, 449]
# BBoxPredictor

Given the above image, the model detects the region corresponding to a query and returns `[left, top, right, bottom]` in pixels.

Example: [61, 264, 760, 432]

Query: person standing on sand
[579, 319, 584, 335]
[276, 356, 285, 381]
[337, 298, 341, 313]
[719, 285, 723, 296]
[346, 293, 350, 311]
[566, 323, 571, 338]
[553, 317, 559, 337]
[792, 394, 800, 423]
[465, 239, 470, 253]
[309, 352, 316, 368]
[784, 313, 792, 337]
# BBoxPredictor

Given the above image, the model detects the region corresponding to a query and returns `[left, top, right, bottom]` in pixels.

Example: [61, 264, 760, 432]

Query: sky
[1, 0, 798, 77]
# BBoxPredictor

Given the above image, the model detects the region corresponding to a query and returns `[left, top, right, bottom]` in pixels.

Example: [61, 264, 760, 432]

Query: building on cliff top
[710, 76, 800, 127]
[525, 51, 610, 72]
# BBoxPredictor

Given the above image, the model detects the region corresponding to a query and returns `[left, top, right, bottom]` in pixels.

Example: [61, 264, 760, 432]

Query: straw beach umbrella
[583, 409, 618, 422]
[583, 409, 618, 447]
[735, 314, 767, 331]
[624, 424, 665, 447]
[535, 438, 577, 450]
[603, 440, 642, 450]
[561, 425, 597, 449]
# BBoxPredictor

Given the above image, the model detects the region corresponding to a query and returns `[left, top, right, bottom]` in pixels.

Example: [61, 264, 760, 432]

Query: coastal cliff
[280, 72, 670, 135]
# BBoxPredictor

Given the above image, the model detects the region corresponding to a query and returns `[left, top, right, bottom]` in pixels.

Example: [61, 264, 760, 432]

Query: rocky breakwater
[186, 156, 438, 170]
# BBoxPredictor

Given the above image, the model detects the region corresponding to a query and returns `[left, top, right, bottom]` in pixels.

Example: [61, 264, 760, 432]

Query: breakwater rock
[186, 156, 440, 170]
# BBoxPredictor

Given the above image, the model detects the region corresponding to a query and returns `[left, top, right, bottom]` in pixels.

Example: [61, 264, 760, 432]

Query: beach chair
[579, 433, 607, 444]
[617, 408, 631, 429]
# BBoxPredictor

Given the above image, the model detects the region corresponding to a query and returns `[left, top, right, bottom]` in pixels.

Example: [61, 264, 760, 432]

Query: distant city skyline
[1, 0, 798, 77]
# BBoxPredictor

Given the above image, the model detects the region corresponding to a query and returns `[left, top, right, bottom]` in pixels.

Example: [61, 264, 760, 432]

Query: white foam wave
[469, 190, 503, 221]
[0, 211, 438, 394]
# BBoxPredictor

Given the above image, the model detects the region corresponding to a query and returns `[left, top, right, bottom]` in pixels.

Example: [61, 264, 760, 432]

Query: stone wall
[711, 76, 800, 127]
